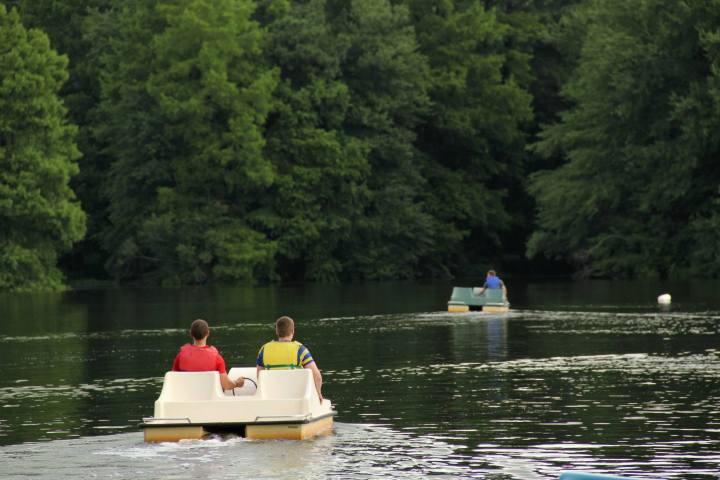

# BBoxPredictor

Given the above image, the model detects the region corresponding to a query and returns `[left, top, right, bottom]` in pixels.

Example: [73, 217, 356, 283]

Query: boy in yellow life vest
[256, 316, 323, 401]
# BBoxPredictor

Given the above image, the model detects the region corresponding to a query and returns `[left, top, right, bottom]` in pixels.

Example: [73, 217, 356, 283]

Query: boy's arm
[220, 373, 242, 390]
[305, 362, 323, 402]
[216, 351, 242, 389]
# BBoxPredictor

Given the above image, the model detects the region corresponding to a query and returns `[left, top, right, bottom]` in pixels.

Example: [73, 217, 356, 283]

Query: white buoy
[657, 293, 672, 305]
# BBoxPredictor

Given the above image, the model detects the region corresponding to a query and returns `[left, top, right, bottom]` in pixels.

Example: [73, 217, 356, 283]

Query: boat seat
[475, 288, 505, 303]
[257, 369, 314, 400]
[158, 371, 225, 402]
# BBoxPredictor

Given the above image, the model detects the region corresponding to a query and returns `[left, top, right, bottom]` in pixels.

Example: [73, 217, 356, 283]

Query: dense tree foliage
[259, 0, 368, 281]
[529, 0, 720, 278]
[0, 5, 85, 291]
[332, 0, 435, 279]
[2, 0, 719, 289]
[405, 0, 533, 274]
[7, 0, 113, 275]
[90, 0, 278, 285]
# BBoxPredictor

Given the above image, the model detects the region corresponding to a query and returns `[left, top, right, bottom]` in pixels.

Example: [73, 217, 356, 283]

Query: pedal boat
[447, 287, 510, 313]
[140, 367, 335, 442]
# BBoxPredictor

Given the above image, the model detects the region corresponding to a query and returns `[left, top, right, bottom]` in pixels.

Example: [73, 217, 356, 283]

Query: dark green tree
[7, 0, 115, 277]
[258, 0, 370, 282]
[329, 0, 435, 279]
[0, 6, 86, 291]
[487, 0, 586, 275]
[529, 0, 720, 278]
[404, 0, 533, 275]
[93, 0, 278, 285]
[678, 13, 720, 277]
[483, 0, 586, 126]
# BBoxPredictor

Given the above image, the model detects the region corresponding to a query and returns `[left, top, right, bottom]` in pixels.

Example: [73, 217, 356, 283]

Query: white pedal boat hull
[140, 367, 335, 442]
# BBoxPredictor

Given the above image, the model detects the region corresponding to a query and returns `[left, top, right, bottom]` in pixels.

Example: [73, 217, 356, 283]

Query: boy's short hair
[487, 270, 496, 276]
[276, 316, 295, 338]
[190, 319, 209, 340]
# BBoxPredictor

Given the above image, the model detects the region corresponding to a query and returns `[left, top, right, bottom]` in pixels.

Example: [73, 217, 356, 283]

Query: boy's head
[487, 270, 496, 277]
[275, 316, 295, 338]
[190, 319, 210, 341]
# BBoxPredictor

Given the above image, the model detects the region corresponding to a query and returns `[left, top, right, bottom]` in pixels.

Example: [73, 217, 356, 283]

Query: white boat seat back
[151, 367, 332, 426]
[158, 371, 225, 402]
[257, 369, 313, 400]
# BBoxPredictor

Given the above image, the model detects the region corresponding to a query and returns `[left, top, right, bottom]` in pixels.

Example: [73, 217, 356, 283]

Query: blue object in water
[560, 471, 644, 480]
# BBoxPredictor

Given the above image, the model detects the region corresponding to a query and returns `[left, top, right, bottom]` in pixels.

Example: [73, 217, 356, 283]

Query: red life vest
[171, 344, 226, 373]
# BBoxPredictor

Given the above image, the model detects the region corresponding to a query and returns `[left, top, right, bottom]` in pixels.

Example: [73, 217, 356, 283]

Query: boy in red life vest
[172, 318, 243, 391]
[256, 316, 323, 401]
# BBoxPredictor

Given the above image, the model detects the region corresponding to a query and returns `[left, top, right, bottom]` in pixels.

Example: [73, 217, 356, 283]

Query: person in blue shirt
[478, 270, 507, 299]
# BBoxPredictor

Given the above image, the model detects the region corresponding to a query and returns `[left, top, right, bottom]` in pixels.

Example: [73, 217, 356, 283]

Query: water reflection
[1, 283, 720, 478]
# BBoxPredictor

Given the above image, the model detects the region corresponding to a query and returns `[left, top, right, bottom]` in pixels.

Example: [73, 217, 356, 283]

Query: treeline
[1, 0, 719, 291]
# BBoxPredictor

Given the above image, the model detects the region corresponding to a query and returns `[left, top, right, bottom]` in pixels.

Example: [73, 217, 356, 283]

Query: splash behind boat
[140, 367, 335, 442]
[447, 286, 510, 313]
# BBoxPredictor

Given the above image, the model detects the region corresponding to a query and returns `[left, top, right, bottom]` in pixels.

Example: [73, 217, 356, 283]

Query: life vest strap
[265, 364, 301, 370]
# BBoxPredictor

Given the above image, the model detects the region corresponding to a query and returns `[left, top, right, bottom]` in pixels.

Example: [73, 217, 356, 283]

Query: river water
[0, 279, 718, 479]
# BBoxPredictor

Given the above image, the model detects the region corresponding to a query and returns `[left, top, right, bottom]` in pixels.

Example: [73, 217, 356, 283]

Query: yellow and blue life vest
[256, 340, 314, 370]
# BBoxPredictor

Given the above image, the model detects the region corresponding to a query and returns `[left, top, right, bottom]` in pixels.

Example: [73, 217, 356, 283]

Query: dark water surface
[1, 279, 719, 479]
